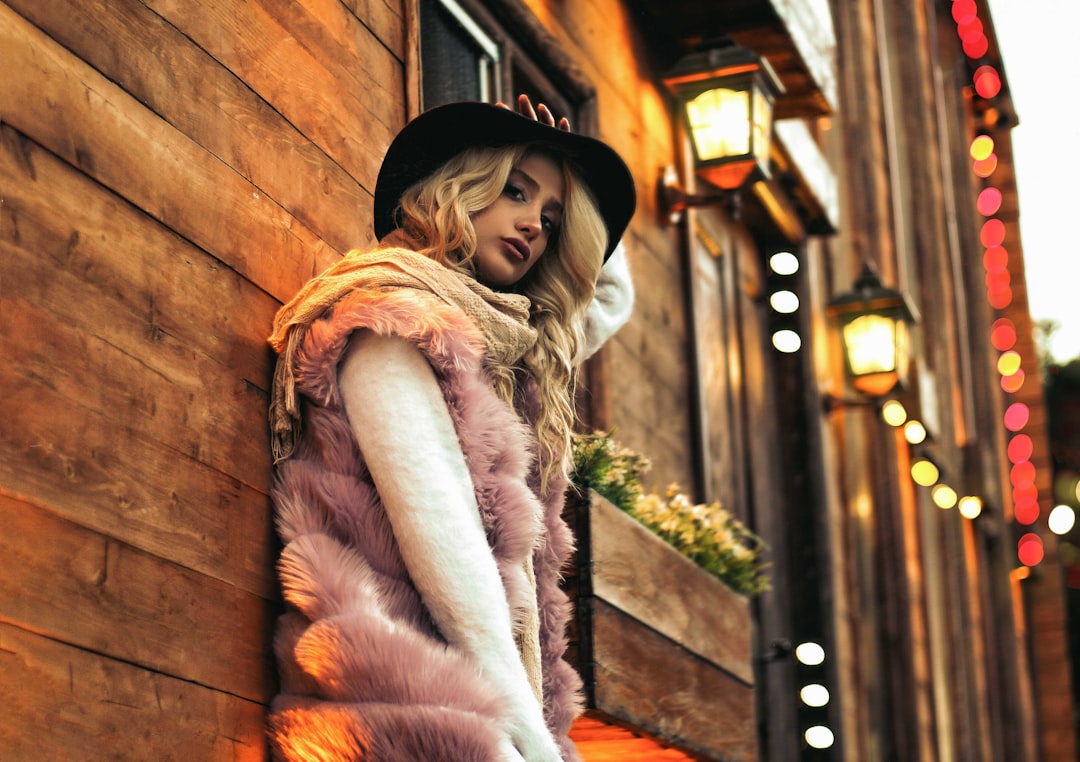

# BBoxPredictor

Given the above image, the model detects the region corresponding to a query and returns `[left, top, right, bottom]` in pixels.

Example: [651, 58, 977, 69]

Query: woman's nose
[517, 213, 541, 239]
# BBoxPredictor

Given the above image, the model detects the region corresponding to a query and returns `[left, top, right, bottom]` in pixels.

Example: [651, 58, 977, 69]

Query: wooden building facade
[2, 0, 1074, 760]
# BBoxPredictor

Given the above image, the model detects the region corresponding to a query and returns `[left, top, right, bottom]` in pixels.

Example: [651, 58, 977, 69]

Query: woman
[266, 97, 635, 761]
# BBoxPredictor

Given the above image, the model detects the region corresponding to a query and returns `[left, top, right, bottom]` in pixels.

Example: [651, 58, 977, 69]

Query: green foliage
[570, 430, 651, 512]
[571, 431, 770, 596]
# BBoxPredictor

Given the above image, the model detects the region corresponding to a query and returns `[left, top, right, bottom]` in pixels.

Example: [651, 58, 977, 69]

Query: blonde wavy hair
[396, 144, 607, 493]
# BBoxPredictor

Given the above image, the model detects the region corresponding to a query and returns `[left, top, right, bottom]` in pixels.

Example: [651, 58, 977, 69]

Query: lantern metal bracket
[658, 165, 742, 225]
[755, 638, 793, 664]
[821, 393, 882, 414]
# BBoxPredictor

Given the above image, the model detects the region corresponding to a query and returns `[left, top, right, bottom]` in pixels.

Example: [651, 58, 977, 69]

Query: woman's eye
[504, 182, 526, 201]
[541, 215, 558, 234]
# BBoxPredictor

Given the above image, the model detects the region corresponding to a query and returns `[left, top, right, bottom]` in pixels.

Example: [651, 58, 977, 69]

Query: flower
[571, 432, 769, 596]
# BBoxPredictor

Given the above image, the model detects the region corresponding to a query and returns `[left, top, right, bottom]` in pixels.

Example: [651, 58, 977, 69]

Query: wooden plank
[605, 336, 697, 494]
[0, 5, 337, 303]
[8, 0, 374, 257]
[591, 600, 757, 762]
[139, 0, 403, 185]
[0, 493, 276, 703]
[332, 0, 406, 61]
[0, 122, 276, 392]
[3, 273, 270, 493]
[2, 149, 274, 491]
[590, 496, 754, 684]
[0, 362, 276, 600]
[0, 623, 268, 761]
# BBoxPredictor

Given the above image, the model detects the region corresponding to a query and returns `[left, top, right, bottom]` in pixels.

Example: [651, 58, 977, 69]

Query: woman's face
[469, 153, 565, 288]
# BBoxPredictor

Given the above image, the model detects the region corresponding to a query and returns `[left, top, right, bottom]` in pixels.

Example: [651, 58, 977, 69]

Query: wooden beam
[0, 623, 269, 760]
[0, 5, 334, 302]
[0, 493, 276, 703]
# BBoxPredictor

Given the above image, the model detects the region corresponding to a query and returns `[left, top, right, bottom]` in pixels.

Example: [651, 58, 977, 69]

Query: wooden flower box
[563, 490, 757, 762]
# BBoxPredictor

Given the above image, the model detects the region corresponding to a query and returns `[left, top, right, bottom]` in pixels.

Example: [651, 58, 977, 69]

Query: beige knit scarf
[269, 245, 537, 463]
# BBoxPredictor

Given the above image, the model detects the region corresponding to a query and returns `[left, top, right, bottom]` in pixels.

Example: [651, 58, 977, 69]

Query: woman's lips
[502, 237, 530, 262]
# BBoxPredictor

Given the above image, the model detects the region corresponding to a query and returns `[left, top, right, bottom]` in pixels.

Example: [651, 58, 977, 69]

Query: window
[418, 0, 588, 127]
[419, 0, 500, 106]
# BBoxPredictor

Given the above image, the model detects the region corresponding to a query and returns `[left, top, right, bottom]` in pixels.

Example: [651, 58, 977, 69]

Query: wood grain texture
[567, 491, 757, 760]
[0, 357, 277, 599]
[0, 623, 269, 761]
[590, 497, 754, 684]
[0, 5, 335, 302]
[0, 493, 277, 703]
[8, 0, 375, 257]
[1, 124, 275, 490]
[140, 0, 402, 187]
[591, 601, 757, 762]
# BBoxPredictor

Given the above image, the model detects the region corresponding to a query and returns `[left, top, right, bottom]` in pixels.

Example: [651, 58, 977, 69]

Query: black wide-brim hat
[374, 102, 636, 262]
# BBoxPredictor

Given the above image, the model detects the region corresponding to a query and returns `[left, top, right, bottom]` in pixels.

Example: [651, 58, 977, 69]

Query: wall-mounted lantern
[658, 41, 785, 223]
[827, 264, 916, 398]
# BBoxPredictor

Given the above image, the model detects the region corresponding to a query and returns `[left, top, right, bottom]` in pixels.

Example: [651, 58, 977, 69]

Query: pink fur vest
[267, 286, 583, 760]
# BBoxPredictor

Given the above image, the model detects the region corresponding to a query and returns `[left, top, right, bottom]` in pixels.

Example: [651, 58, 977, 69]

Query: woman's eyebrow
[511, 168, 564, 213]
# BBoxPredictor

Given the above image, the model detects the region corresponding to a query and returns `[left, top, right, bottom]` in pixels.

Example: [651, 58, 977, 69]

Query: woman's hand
[497, 93, 571, 132]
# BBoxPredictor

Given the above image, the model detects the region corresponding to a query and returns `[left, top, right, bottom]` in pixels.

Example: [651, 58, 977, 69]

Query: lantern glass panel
[686, 87, 751, 161]
[753, 87, 773, 166]
[842, 313, 900, 376]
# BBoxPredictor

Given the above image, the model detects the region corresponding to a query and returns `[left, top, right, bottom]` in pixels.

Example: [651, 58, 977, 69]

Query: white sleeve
[338, 331, 562, 762]
[580, 241, 634, 361]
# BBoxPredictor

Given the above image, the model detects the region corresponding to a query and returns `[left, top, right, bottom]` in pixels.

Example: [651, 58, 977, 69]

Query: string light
[958, 496, 983, 519]
[903, 420, 927, 445]
[1049, 505, 1077, 536]
[882, 399, 908, 426]
[956, 3, 1042, 569]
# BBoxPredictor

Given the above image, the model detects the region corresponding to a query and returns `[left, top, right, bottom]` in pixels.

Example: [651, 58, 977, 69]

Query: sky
[986, 0, 1080, 362]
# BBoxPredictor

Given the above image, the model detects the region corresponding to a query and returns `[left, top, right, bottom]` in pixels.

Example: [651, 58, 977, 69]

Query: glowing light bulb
[932, 484, 958, 509]
[983, 246, 1008, 273]
[987, 286, 1013, 310]
[990, 318, 1016, 350]
[973, 65, 1002, 98]
[970, 135, 995, 161]
[1018, 533, 1044, 566]
[973, 153, 998, 177]
[1007, 435, 1033, 464]
[958, 496, 983, 519]
[769, 290, 800, 314]
[1001, 370, 1025, 393]
[911, 459, 940, 487]
[769, 251, 799, 275]
[800, 684, 830, 708]
[997, 351, 1022, 376]
[904, 420, 927, 445]
[795, 642, 825, 666]
[1003, 403, 1029, 432]
[977, 187, 1002, 216]
[772, 330, 801, 353]
[1049, 505, 1076, 536]
[805, 726, 835, 749]
[980, 218, 1006, 247]
[882, 400, 907, 427]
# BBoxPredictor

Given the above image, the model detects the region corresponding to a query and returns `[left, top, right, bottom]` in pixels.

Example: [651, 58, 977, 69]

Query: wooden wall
[1, 0, 405, 756]
[1, 0, 709, 756]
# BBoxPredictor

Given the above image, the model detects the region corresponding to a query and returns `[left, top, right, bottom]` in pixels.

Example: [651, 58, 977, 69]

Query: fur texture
[269, 287, 582, 760]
